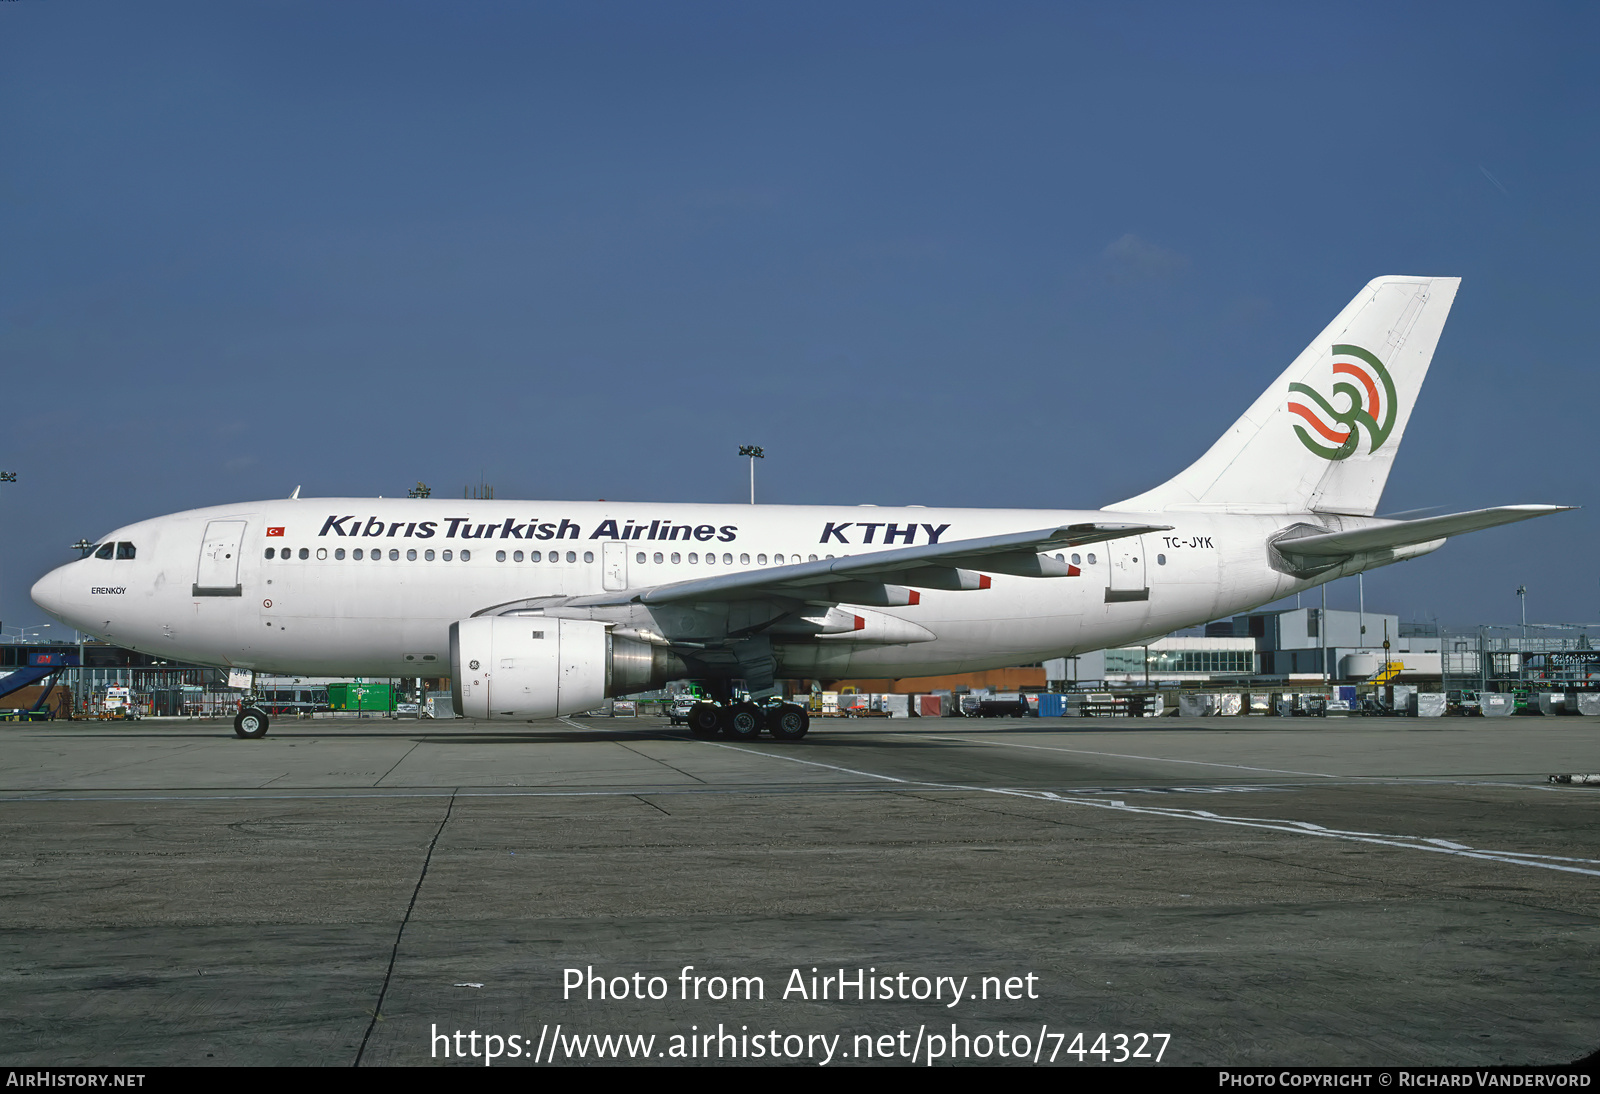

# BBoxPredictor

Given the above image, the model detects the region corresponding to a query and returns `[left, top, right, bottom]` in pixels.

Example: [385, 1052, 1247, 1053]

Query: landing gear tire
[234, 707, 270, 739]
[687, 702, 722, 739]
[724, 702, 765, 740]
[768, 704, 810, 741]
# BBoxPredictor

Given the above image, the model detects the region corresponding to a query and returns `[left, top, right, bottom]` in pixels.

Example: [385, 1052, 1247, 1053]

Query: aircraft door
[1104, 535, 1150, 603]
[195, 520, 247, 597]
[602, 540, 628, 591]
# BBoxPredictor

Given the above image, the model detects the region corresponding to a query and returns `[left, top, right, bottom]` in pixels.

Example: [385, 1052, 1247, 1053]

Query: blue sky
[3, 2, 1596, 633]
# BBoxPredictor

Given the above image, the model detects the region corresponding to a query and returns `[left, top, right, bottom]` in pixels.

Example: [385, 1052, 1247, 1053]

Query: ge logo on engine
[469, 660, 480, 670]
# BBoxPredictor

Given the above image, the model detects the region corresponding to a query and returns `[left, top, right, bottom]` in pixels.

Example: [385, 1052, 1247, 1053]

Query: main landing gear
[687, 701, 810, 742]
[234, 706, 270, 739]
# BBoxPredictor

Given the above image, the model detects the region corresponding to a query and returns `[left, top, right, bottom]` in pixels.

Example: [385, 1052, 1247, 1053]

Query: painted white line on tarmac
[923, 734, 1344, 779]
[702, 740, 1600, 879]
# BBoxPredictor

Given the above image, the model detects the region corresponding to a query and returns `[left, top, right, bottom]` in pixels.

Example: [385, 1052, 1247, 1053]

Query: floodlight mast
[738, 446, 764, 504]
[0, 471, 13, 629]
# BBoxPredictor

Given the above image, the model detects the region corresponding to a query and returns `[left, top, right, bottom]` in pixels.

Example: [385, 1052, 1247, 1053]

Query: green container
[327, 682, 394, 712]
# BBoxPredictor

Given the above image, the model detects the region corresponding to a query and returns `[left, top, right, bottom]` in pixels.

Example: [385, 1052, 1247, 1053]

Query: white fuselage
[31, 497, 1330, 681]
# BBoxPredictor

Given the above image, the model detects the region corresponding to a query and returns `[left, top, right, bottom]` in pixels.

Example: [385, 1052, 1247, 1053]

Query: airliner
[29, 276, 1571, 740]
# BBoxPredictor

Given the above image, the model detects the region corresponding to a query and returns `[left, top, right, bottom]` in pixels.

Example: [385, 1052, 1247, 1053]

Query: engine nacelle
[450, 617, 678, 719]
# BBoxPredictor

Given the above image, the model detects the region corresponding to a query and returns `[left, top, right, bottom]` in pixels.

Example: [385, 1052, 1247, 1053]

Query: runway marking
[0, 783, 1297, 804]
[921, 734, 1345, 779]
[699, 740, 1600, 880]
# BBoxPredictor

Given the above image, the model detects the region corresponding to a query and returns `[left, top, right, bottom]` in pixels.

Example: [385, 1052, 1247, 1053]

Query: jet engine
[450, 617, 681, 719]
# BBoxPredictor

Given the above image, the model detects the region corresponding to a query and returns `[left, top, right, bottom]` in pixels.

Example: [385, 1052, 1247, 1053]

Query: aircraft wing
[566, 522, 1171, 607]
[1278, 505, 1574, 557]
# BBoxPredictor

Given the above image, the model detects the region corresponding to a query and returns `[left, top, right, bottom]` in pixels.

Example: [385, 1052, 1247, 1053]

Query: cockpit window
[116, 542, 137, 560]
[94, 543, 115, 560]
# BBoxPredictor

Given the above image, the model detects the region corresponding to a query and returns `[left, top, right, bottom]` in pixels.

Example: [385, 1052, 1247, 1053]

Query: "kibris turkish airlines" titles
[317, 516, 741, 542]
[313, 516, 959, 546]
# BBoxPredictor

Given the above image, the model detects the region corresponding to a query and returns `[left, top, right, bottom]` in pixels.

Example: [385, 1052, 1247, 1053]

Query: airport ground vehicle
[668, 684, 711, 726]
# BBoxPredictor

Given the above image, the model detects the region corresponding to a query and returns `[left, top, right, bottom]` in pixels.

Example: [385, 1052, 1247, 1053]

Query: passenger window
[809, 554, 817, 562]
[670, 552, 681, 564]
[1071, 553, 1081, 565]
[706, 553, 717, 565]
[739, 554, 750, 565]
[688, 553, 698, 564]
[513, 550, 523, 562]
[583, 551, 594, 563]
[425, 549, 435, 561]
[353, 549, 364, 560]
[407, 549, 418, 561]
[496, 551, 507, 562]
[117, 543, 137, 560]
[1157, 554, 1167, 565]
[316, 548, 327, 560]
[460, 550, 471, 561]
[723, 553, 733, 565]
[566, 551, 576, 563]
[335, 548, 346, 560]
[299, 548, 309, 560]
[264, 548, 275, 560]
[636, 552, 646, 564]
[442, 550, 453, 561]
[653, 552, 664, 564]
[1087, 553, 1096, 565]
[388, 549, 399, 561]
[757, 554, 767, 565]
[529, 551, 540, 562]
[95, 543, 115, 559]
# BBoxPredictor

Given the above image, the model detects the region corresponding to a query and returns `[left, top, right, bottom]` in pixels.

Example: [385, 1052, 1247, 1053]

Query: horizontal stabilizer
[1277, 505, 1574, 558]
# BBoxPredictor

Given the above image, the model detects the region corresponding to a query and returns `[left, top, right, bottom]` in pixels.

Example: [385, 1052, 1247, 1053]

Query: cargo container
[1409, 692, 1447, 717]
[1480, 693, 1514, 717]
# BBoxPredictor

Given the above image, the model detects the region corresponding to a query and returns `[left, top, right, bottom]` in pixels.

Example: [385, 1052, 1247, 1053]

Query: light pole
[1516, 585, 1528, 687]
[738, 446, 764, 504]
[1321, 580, 1328, 688]
[1, 471, 15, 631]
[1358, 573, 1365, 647]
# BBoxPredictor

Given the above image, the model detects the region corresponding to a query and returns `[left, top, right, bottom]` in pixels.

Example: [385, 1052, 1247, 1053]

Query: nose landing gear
[234, 706, 270, 739]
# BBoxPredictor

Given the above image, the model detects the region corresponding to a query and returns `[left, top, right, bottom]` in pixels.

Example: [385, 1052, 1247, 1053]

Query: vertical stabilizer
[1109, 276, 1460, 516]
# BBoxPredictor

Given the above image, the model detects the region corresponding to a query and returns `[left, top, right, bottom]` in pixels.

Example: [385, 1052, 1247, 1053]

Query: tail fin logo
[1287, 344, 1398, 460]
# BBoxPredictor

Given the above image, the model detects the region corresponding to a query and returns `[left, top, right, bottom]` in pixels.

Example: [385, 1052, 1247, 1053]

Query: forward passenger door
[195, 520, 246, 597]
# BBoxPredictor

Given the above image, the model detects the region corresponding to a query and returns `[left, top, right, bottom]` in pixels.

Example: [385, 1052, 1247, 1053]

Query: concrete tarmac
[1, 714, 1597, 1067]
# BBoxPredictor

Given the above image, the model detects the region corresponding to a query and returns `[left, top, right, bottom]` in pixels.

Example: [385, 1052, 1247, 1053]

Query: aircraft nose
[31, 565, 72, 624]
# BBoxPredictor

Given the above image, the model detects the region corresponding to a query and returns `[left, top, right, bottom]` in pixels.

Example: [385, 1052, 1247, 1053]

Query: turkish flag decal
[266, 527, 285, 537]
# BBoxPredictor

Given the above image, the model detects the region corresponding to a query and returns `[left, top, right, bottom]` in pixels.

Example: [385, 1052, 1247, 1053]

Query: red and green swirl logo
[1288, 344, 1397, 460]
